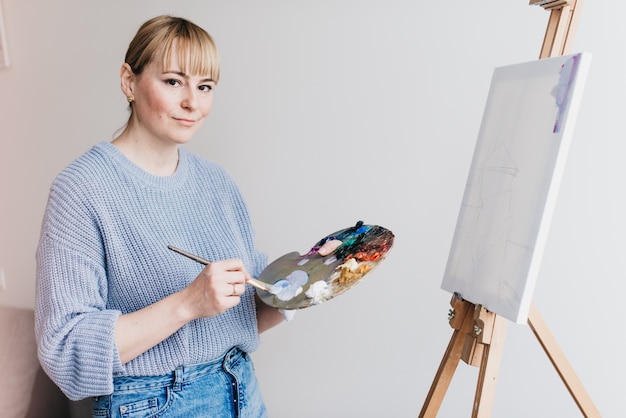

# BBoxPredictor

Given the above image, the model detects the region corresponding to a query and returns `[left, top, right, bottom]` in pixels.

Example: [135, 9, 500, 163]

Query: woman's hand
[180, 258, 250, 320]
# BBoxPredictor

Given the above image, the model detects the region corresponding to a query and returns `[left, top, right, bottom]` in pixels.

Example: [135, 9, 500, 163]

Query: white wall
[0, 0, 623, 416]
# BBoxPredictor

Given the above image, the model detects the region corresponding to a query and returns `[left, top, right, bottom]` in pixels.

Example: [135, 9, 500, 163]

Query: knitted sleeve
[35, 168, 124, 400]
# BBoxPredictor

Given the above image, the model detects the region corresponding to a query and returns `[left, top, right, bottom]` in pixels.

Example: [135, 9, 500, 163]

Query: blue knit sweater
[35, 142, 267, 401]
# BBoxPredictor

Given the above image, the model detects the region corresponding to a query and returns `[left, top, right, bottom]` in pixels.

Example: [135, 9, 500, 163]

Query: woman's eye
[166, 79, 182, 87]
[199, 84, 213, 93]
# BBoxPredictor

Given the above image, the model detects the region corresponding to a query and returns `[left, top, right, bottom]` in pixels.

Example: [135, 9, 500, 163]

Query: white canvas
[441, 53, 591, 323]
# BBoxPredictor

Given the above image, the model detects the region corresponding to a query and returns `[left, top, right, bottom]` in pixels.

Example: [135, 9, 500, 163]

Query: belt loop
[222, 347, 240, 372]
[173, 366, 183, 392]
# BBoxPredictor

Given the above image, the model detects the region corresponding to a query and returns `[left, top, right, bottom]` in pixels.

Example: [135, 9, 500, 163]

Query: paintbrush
[167, 245, 276, 293]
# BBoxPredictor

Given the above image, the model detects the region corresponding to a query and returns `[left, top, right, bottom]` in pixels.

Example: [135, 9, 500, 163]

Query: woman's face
[127, 43, 216, 147]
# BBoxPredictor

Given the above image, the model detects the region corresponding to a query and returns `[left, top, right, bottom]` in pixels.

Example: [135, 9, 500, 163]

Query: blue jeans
[92, 347, 267, 418]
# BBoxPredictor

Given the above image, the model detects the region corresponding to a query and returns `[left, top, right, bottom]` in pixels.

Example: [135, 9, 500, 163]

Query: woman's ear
[120, 63, 136, 98]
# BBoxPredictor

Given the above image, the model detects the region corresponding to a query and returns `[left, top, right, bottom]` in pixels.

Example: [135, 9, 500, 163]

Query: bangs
[158, 32, 220, 82]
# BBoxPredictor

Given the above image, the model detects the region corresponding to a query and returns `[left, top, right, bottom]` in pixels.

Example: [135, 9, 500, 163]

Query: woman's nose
[181, 89, 197, 109]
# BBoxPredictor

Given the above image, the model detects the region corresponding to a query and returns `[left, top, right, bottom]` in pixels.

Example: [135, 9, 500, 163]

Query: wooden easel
[419, 1, 601, 417]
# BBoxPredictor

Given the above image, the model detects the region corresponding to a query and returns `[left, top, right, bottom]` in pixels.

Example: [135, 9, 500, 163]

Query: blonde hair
[125, 15, 220, 82]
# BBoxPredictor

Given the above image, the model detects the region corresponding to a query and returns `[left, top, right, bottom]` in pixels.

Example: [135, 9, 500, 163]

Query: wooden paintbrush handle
[247, 277, 273, 293]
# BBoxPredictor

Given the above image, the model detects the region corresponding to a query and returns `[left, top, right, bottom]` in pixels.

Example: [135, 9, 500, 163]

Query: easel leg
[472, 314, 508, 418]
[419, 297, 474, 418]
[527, 303, 601, 417]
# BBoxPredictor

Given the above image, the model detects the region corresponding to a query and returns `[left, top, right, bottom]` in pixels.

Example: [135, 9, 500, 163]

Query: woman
[35, 15, 325, 417]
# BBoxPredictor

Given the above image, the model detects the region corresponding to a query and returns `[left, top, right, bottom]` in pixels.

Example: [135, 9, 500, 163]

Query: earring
[127, 95, 134, 103]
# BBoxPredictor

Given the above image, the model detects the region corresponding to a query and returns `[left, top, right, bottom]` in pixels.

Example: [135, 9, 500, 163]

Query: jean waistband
[113, 347, 246, 392]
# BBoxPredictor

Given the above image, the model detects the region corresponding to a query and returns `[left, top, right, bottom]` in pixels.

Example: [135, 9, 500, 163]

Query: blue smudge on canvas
[552, 53, 581, 133]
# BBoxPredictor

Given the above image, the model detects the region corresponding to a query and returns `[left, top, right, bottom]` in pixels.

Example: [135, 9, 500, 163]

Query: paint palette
[256, 221, 394, 309]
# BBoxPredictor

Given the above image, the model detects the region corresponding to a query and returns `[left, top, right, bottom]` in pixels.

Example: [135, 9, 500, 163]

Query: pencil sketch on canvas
[441, 52, 591, 324]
